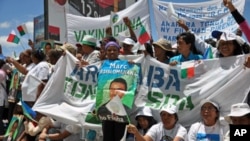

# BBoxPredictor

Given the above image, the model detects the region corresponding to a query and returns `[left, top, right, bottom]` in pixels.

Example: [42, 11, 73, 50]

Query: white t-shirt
[146, 122, 187, 141]
[21, 61, 50, 101]
[188, 121, 227, 141]
[82, 50, 100, 64]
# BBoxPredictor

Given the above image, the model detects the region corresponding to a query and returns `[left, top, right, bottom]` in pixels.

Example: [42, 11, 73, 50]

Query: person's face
[105, 46, 119, 60]
[137, 116, 149, 130]
[22, 53, 31, 64]
[153, 45, 165, 57]
[160, 111, 176, 129]
[123, 44, 133, 55]
[82, 44, 93, 54]
[45, 45, 52, 54]
[218, 40, 235, 57]
[200, 103, 218, 125]
[177, 37, 190, 55]
[109, 81, 126, 99]
[231, 115, 250, 125]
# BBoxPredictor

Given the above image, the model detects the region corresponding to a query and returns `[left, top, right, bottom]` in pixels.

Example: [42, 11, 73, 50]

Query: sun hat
[135, 107, 153, 120]
[105, 41, 120, 50]
[224, 103, 250, 123]
[81, 35, 97, 47]
[200, 99, 220, 110]
[122, 38, 135, 46]
[160, 104, 178, 114]
[152, 38, 173, 51]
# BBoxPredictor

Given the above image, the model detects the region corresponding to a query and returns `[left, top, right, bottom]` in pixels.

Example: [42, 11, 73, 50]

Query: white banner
[153, 0, 245, 43]
[33, 52, 250, 128]
[66, 0, 150, 44]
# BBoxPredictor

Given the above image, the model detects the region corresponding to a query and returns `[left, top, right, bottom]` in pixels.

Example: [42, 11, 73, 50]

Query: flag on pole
[7, 30, 20, 44]
[138, 26, 151, 44]
[17, 24, 28, 36]
[181, 61, 195, 79]
[21, 100, 37, 122]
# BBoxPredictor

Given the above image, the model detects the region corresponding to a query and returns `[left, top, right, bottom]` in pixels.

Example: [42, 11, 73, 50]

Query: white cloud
[0, 22, 11, 28]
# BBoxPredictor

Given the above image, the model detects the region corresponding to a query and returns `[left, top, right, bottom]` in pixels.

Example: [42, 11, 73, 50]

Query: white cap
[200, 99, 220, 110]
[160, 104, 178, 114]
[135, 107, 153, 120]
[224, 103, 250, 123]
[122, 38, 135, 46]
[219, 32, 237, 41]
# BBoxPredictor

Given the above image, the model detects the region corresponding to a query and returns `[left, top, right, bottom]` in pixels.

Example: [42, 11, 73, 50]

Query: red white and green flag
[138, 25, 150, 44]
[181, 61, 195, 79]
[17, 24, 28, 36]
[7, 30, 20, 44]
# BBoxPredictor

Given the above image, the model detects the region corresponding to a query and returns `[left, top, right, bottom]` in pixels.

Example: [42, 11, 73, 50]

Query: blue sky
[0, 0, 249, 57]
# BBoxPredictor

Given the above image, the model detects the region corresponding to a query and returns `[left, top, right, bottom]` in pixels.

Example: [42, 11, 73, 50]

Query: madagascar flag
[17, 24, 28, 36]
[7, 30, 20, 44]
[181, 61, 195, 79]
[138, 26, 150, 44]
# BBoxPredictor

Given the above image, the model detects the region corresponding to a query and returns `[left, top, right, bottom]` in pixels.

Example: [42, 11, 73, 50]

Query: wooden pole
[114, 0, 119, 12]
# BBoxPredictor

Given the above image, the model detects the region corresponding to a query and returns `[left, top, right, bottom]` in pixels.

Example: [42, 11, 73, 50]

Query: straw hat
[153, 38, 173, 51]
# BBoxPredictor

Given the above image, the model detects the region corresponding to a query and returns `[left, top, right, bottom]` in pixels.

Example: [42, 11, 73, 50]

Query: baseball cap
[224, 103, 250, 123]
[200, 99, 220, 110]
[160, 104, 178, 114]
[122, 38, 135, 46]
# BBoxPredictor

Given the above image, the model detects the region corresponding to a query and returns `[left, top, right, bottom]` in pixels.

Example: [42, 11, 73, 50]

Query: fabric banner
[96, 60, 139, 123]
[152, 0, 245, 43]
[33, 52, 250, 128]
[66, 0, 150, 44]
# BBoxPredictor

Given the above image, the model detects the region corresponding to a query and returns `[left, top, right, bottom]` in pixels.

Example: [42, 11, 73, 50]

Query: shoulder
[189, 122, 202, 130]
[170, 55, 181, 62]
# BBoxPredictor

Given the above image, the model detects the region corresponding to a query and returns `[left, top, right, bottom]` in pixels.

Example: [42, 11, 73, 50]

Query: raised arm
[123, 17, 138, 43]
[223, 0, 250, 42]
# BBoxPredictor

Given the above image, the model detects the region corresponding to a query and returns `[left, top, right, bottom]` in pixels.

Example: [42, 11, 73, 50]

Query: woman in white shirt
[188, 99, 227, 141]
[127, 104, 187, 141]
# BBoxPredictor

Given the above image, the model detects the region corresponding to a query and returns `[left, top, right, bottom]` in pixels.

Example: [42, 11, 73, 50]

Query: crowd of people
[0, 0, 250, 141]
